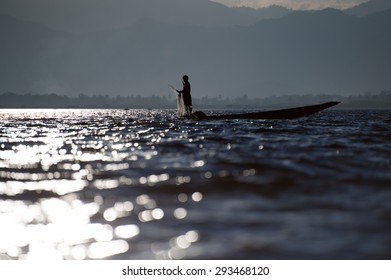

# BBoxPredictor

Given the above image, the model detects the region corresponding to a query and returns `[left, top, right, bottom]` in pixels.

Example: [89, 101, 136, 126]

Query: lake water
[0, 108, 390, 260]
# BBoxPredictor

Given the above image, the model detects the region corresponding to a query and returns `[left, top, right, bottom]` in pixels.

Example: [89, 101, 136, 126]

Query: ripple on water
[0, 109, 391, 259]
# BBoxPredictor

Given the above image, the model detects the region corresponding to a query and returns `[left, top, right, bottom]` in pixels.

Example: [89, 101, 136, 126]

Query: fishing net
[170, 85, 186, 117]
[176, 91, 187, 117]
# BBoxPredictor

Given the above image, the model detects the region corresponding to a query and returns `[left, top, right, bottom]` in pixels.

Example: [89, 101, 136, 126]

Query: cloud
[212, 0, 368, 10]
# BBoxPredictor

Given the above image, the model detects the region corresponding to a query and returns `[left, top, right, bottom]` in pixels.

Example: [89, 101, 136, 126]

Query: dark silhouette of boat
[192, 101, 340, 120]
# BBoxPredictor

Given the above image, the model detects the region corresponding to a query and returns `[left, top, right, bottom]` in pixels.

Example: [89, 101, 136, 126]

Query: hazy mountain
[345, 0, 391, 17]
[0, 14, 66, 93]
[0, 0, 291, 33]
[232, 5, 291, 20]
[245, 8, 391, 96]
[0, 8, 390, 98]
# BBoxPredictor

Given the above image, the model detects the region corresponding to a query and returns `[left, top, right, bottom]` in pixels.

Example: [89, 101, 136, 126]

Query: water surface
[0, 108, 390, 259]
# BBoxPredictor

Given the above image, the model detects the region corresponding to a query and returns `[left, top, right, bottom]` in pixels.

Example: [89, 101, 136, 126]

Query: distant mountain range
[0, 0, 390, 99]
[0, 0, 291, 32]
[2, 0, 390, 33]
[345, 0, 391, 16]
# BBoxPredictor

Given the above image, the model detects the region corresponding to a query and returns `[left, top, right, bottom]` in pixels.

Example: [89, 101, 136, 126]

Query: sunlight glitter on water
[0, 108, 259, 259]
[2, 108, 390, 259]
[0, 194, 144, 259]
[0, 180, 87, 196]
[0, 109, 182, 259]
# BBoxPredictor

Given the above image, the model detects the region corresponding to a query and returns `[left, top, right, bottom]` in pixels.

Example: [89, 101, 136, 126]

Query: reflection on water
[1, 109, 391, 259]
[0, 109, 203, 260]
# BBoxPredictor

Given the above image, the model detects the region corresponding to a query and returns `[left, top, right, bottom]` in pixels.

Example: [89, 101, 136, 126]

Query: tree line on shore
[1, 91, 391, 109]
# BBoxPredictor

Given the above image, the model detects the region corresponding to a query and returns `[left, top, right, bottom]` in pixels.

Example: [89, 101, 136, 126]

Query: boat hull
[193, 101, 340, 120]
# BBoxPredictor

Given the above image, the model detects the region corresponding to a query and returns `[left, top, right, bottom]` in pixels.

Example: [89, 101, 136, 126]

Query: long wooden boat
[192, 101, 340, 120]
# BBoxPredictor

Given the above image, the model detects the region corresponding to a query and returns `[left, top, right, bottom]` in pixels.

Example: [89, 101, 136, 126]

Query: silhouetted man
[177, 75, 192, 116]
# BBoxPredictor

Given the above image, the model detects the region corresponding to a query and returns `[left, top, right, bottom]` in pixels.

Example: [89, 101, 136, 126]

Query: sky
[212, 0, 368, 10]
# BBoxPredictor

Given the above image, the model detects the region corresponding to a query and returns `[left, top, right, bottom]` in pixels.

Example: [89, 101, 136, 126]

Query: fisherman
[176, 75, 192, 117]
